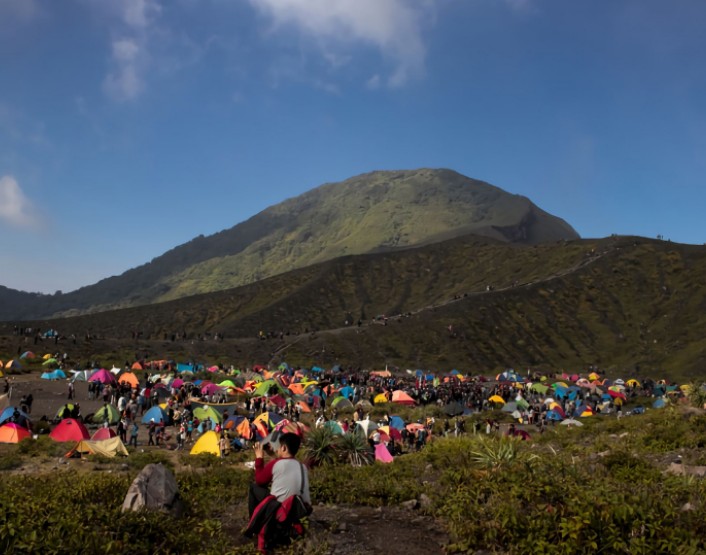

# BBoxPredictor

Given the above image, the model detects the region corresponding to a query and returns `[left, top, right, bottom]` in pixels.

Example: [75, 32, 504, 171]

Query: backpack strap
[298, 461, 305, 496]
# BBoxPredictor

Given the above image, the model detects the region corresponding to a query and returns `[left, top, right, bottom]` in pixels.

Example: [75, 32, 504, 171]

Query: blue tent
[177, 363, 194, 373]
[41, 369, 66, 380]
[339, 386, 354, 399]
[653, 398, 667, 409]
[0, 406, 30, 425]
[546, 410, 563, 421]
[389, 415, 405, 430]
[141, 406, 168, 424]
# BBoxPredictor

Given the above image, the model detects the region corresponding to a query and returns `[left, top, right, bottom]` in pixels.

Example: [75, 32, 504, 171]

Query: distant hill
[3, 236, 706, 379]
[0, 168, 578, 321]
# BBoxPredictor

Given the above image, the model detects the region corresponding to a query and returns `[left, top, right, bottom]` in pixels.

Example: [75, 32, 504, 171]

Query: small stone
[419, 494, 432, 509]
[401, 499, 418, 510]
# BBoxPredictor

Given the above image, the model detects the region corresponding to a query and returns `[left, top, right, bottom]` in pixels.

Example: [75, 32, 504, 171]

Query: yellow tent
[373, 393, 389, 404]
[488, 395, 505, 404]
[588, 372, 600, 381]
[190, 430, 221, 456]
[66, 437, 129, 458]
[626, 379, 641, 388]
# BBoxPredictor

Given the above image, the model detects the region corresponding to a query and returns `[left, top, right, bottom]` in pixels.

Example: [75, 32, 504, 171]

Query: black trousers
[248, 483, 270, 517]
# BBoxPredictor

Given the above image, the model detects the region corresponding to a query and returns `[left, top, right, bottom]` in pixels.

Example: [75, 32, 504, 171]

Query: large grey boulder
[122, 463, 184, 516]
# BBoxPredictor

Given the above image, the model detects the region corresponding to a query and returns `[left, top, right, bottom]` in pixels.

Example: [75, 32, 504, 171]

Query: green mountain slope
[5, 236, 705, 379]
[0, 169, 577, 321]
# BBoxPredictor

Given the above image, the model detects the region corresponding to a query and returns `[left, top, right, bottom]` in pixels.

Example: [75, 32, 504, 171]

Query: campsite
[2, 355, 706, 554]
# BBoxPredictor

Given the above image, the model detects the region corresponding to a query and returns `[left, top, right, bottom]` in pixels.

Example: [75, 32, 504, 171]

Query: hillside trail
[267, 241, 619, 351]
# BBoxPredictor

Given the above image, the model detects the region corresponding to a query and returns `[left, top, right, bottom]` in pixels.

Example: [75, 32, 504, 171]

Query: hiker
[248, 433, 311, 516]
[129, 422, 139, 447]
[148, 419, 156, 446]
[219, 432, 229, 458]
[245, 433, 312, 552]
[68, 382, 75, 400]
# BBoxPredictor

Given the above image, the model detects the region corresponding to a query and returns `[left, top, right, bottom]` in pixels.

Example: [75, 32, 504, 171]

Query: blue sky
[1, 0, 705, 293]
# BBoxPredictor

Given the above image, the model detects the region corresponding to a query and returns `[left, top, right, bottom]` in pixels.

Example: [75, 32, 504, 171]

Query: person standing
[129, 422, 139, 447]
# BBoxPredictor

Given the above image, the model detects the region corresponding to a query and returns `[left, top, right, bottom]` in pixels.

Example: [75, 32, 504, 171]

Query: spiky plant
[303, 426, 339, 466]
[469, 436, 538, 472]
[337, 432, 373, 466]
[686, 382, 706, 409]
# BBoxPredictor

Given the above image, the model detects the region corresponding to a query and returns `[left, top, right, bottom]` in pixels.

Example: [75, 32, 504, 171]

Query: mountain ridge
[0, 168, 578, 321]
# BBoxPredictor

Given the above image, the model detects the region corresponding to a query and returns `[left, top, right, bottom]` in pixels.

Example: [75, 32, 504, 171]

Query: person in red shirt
[248, 433, 310, 517]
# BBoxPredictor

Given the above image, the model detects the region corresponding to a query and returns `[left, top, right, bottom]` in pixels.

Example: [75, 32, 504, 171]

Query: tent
[41, 369, 66, 380]
[389, 415, 406, 431]
[118, 372, 139, 388]
[91, 427, 117, 440]
[190, 430, 221, 456]
[193, 406, 222, 424]
[331, 397, 354, 411]
[374, 443, 393, 463]
[4, 360, 22, 371]
[355, 419, 378, 436]
[89, 369, 116, 385]
[70, 370, 93, 382]
[142, 406, 168, 424]
[0, 422, 31, 443]
[391, 390, 415, 406]
[443, 401, 465, 416]
[50, 418, 90, 442]
[488, 395, 506, 405]
[373, 393, 389, 404]
[0, 406, 30, 426]
[19, 351, 35, 360]
[92, 404, 121, 425]
[66, 437, 128, 458]
[42, 358, 58, 367]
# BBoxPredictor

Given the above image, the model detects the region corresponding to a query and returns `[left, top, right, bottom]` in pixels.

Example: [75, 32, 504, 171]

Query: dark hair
[279, 432, 301, 456]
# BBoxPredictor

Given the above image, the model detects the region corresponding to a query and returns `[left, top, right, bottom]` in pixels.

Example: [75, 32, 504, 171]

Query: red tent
[50, 418, 90, 442]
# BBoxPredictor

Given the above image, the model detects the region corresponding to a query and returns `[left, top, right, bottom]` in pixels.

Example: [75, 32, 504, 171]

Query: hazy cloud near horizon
[0, 175, 39, 229]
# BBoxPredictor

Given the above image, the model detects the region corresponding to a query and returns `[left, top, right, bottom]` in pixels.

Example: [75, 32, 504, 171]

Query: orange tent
[288, 383, 306, 395]
[391, 390, 415, 406]
[0, 423, 31, 443]
[131, 362, 143, 371]
[118, 372, 139, 388]
[236, 418, 253, 439]
[296, 400, 312, 413]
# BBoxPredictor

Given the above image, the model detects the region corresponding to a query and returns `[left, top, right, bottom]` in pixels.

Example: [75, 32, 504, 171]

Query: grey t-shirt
[270, 458, 311, 504]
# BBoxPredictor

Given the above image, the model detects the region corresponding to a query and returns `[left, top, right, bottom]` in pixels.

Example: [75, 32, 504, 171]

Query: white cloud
[103, 37, 146, 101]
[0, 175, 38, 228]
[249, 0, 430, 87]
[122, 0, 161, 29]
[85, 0, 162, 102]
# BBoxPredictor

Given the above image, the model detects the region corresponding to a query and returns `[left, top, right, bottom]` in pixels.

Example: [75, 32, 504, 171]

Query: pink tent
[89, 369, 116, 385]
[374, 443, 394, 463]
[50, 418, 90, 442]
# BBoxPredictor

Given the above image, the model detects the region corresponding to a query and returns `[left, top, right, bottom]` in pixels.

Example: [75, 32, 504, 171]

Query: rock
[419, 493, 432, 510]
[338, 522, 347, 532]
[682, 502, 695, 512]
[401, 499, 419, 511]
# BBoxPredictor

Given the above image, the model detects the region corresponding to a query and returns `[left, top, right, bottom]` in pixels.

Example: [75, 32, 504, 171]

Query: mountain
[3, 236, 705, 379]
[0, 168, 578, 321]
